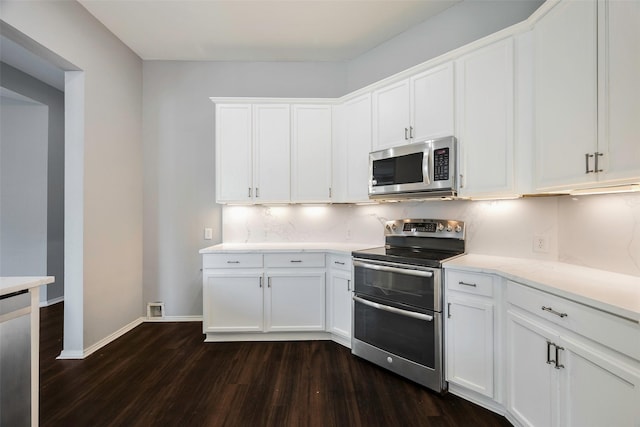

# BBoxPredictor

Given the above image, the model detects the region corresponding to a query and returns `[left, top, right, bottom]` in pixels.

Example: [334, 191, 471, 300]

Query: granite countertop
[0, 276, 55, 297]
[444, 254, 640, 323]
[199, 242, 378, 255]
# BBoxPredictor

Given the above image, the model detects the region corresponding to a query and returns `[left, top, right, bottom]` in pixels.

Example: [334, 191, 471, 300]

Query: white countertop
[0, 276, 55, 297]
[199, 242, 377, 255]
[444, 254, 640, 323]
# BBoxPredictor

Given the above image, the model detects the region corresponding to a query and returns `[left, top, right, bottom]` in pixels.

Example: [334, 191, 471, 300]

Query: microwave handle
[422, 150, 431, 185]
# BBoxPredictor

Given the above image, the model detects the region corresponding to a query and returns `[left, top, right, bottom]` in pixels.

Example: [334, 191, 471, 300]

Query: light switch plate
[204, 228, 213, 240]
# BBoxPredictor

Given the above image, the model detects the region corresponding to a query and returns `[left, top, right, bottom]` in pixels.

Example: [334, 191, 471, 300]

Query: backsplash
[222, 197, 559, 261]
[222, 192, 640, 277]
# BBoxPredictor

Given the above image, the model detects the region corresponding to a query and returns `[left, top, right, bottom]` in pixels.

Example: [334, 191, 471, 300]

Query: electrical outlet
[204, 228, 213, 240]
[533, 234, 549, 253]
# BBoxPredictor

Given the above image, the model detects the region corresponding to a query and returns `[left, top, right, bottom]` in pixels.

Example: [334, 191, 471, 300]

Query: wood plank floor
[39, 303, 511, 427]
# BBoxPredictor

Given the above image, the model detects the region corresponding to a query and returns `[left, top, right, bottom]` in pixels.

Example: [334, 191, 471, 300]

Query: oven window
[372, 152, 424, 187]
[354, 264, 436, 311]
[354, 299, 436, 369]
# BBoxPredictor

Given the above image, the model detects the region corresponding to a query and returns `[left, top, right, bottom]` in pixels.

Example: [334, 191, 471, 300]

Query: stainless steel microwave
[368, 136, 457, 199]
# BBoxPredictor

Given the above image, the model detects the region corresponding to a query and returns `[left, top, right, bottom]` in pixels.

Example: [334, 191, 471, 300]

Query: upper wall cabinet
[534, 0, 640, 191]
[372, 63, 454, 151]
[291, 104, 333, 203]
[332, 93, 372, 203]
[456, 38, 516, 198]
[215, 103, 290, 204]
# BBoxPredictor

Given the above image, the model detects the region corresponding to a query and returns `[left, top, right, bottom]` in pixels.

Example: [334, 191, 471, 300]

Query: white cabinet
[253, 104, 291, 203]
[202, 252, 326, 336]
[456, 38, 515, 197]
[327, 254, 353, 347]
[215, 103, 290, 203]
[372, 63, 454, 150]
[291, 104, 332, 202]
[332, 94, 372, 203]
[535, 0, 640, 191]
[506, 281, 640, 427]
[215, 104, 253, 203]
[203, 271, 264, 333]
[445, 270, 497, 400]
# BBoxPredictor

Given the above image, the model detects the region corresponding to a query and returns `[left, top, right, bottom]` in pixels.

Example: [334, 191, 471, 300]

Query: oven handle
[353, 296, 434, 322]
[352, 260, 434, 278]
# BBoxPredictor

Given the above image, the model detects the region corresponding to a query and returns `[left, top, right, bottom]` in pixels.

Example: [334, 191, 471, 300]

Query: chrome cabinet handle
[227, 261, 240, 264]
[447, 302, 451, 318]
[585, 153, 594, 174]
[404, 127, 409, 140]
[347, 279, 351, 291]
[255, 187, 260, 198]
[268, 277, 272, 288]
[546, 341, 556, 365]
[353, 260, 433, 278]
[554, 345, 565, 369]
[290, 260, 302, 263]
[409, 126, 414, 139]
[542, 306, 568, 318]
[353, 296, 433, 322]
[334, 261, 345, 265]
[594, 152, 603, 173]
[458, 281, 477, 287]
[259, 277, 263, 288]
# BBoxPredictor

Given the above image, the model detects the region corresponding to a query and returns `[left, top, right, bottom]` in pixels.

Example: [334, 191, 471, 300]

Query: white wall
[346, 0, 544, 91]
[0, 62, 66, 304]
[0, 94, 48, 281]
[1, 1, 143, 352]
[142, 61, 345, 316]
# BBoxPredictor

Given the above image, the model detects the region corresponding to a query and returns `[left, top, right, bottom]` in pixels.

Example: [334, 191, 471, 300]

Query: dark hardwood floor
[39, 303, 511, 427]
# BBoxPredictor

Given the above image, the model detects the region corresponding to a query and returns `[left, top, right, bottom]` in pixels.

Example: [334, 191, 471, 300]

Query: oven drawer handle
[352, 261, 434, 278]
[353, 296, 434, 322]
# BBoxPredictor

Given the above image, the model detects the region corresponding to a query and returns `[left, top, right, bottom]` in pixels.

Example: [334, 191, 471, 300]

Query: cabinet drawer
[328, 254, 351, 271]
[446, 270, 494, 297]
[203, 253, 263, 269]
[507, 281, 640, 361]
[264, 253, 325, 268]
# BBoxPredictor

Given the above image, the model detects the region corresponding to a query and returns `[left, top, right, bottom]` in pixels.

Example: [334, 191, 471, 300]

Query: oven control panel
[385, 219, 464, 239]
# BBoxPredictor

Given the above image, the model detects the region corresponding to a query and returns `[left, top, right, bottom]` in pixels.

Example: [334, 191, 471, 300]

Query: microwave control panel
[433, 147, 450, 181]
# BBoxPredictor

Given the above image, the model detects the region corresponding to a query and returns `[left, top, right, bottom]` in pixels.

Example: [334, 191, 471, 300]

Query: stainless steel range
[351, 218, 465, 393]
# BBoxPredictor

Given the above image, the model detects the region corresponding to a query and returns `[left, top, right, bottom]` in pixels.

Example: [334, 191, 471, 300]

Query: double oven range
[351, 218, 465, 393]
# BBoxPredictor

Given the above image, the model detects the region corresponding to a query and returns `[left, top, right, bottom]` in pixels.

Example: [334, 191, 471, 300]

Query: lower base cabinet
[506, 282, 640, 427]
[265, 271, 325, 332]
[327, 255, 353, 346]
[203, 272, 264, 332]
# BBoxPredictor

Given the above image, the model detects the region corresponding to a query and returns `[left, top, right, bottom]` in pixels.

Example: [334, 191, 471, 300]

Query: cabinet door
[344, 94, 372, 202]
[507, 310, 560, 427]
[291, 105, 332, 202]
[253, 104, 290, 203]
[534, 0, 598, 190]
[203, 272, 263, 332]
[265, 272, 325, 332]
[599, 0, 640, 184]
[215, 104, 253, 203]
[372, 79, 411, 150]
[411, 63, 454, 142]
[446, 294, 494, 398]
[456, 38, 515, 197]
[558, 336, 640, 427]
[328, 268, 352, 342]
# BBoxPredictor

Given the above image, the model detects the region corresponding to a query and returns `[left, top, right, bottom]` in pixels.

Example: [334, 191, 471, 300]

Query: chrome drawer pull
[334, 261, 346, 265]
[542, 306, 568, 318]
[458, 281, 477, 287]
[290, 260, 303, 263]
[546, 341, 555, 365]
[227, 261, 240, 264]
[554, 345, 565, 369]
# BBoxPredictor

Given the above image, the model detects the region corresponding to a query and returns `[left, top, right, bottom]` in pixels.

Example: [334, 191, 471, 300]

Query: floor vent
[147, 302, 164, 320]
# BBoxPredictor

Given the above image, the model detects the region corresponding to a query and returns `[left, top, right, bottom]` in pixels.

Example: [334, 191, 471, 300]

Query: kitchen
[0, 0, 639, 426]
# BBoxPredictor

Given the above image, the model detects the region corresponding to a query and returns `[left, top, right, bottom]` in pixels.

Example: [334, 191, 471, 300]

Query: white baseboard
[144, 315, 203, 322]
[57, 349, 84, 360]
[40, 296, 64, 307]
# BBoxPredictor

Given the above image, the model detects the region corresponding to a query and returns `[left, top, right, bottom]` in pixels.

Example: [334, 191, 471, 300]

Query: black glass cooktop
[352, 246, 463, 268]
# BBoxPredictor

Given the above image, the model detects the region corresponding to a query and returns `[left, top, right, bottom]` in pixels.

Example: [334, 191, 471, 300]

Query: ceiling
[78, 0, 461, 61]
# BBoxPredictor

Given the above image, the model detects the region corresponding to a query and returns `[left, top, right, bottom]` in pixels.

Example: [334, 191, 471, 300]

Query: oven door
[352, 259, 441, 311]
[351, 294, 444, 391]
